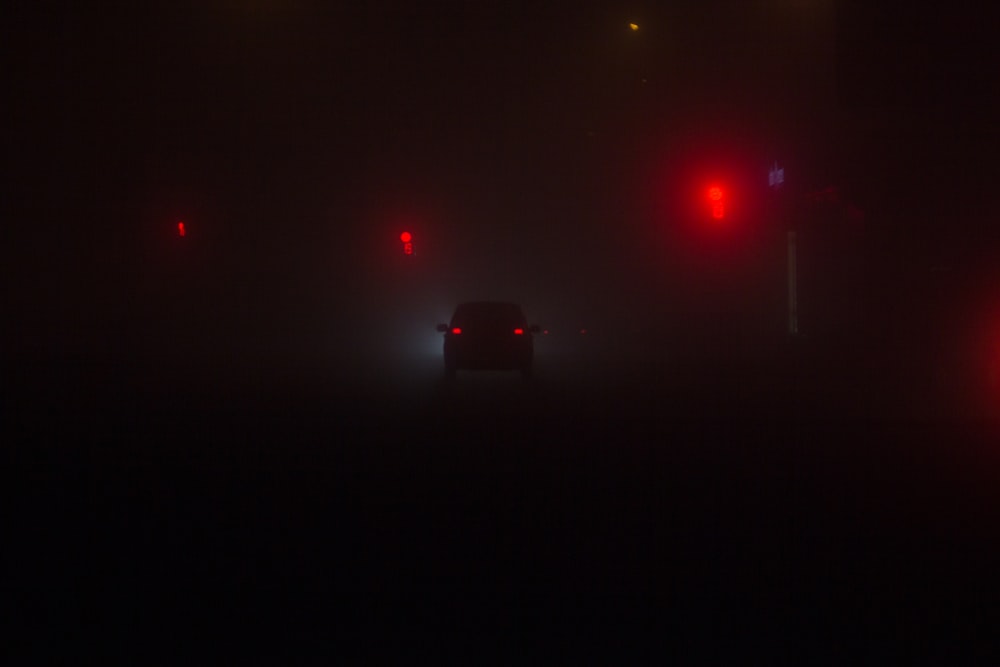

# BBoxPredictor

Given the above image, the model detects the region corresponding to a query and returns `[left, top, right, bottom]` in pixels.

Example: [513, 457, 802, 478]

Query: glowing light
[178, 222, 186, 237]
[451, 327, 462, 335]
[629, 23, 639, 31]
[514, 328, 524, 335]
[708, 187, 725, 219]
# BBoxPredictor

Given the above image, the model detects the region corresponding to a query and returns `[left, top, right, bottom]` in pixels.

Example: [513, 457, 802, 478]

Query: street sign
[769, 161, 784, 189]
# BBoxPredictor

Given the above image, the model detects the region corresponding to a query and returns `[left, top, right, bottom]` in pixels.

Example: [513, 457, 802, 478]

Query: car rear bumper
[444, 340, 532, 370]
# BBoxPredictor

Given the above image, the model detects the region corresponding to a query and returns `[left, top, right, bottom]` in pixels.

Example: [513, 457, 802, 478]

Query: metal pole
[788, 230, 798, 335]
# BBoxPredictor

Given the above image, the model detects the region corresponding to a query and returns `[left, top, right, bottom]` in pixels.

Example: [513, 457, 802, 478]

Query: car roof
[455, 301, 524, 310]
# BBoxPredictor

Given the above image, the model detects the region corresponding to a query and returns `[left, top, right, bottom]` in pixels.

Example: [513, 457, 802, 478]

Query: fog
[7, 5, 1000, 662]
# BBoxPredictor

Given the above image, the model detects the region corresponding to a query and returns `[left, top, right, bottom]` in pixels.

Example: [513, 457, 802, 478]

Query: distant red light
[178, 222, 186, 237]
[451, 327, 462, 335]
[580, 329, 587, 335]
[707, 186, 725, 219]
[400, 231, 412, 243]
[513, 328, 524, 335]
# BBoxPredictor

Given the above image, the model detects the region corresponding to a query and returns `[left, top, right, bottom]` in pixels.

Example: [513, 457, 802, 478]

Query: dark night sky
[5, 1, 998, 362]
[8, 2, 990, 227]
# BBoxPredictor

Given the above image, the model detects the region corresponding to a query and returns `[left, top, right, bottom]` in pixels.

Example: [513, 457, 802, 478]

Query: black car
[436, 302, 540, 379]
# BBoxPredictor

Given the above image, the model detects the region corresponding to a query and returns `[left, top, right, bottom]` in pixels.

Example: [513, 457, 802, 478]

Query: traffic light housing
[707, 186, 725, 220]
[400, 231, 413, 255]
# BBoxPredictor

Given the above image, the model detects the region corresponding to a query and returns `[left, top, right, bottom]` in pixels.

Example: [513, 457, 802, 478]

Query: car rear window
[451, 303, 527, 328]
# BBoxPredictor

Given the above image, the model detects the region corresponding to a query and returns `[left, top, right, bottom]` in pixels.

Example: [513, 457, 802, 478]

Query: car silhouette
[436, 302, 540, 379]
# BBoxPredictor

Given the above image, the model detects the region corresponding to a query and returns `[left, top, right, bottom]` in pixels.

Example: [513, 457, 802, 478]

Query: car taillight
[513, 328, 524, 335]
[451, 327, 462, 335]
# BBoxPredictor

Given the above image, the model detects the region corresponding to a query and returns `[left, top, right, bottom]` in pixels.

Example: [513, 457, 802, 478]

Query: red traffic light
[707, 186, 725, 220]
[178, 221, 186, 237]
[400, 231, 414, 254]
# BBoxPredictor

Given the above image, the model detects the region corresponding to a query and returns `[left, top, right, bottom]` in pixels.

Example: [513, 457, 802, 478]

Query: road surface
[7, 347, 1000, 662]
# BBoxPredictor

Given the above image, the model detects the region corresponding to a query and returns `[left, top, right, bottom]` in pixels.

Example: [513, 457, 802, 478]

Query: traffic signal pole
[788, 230, 798, 336]
[769, 161, 797, 336]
